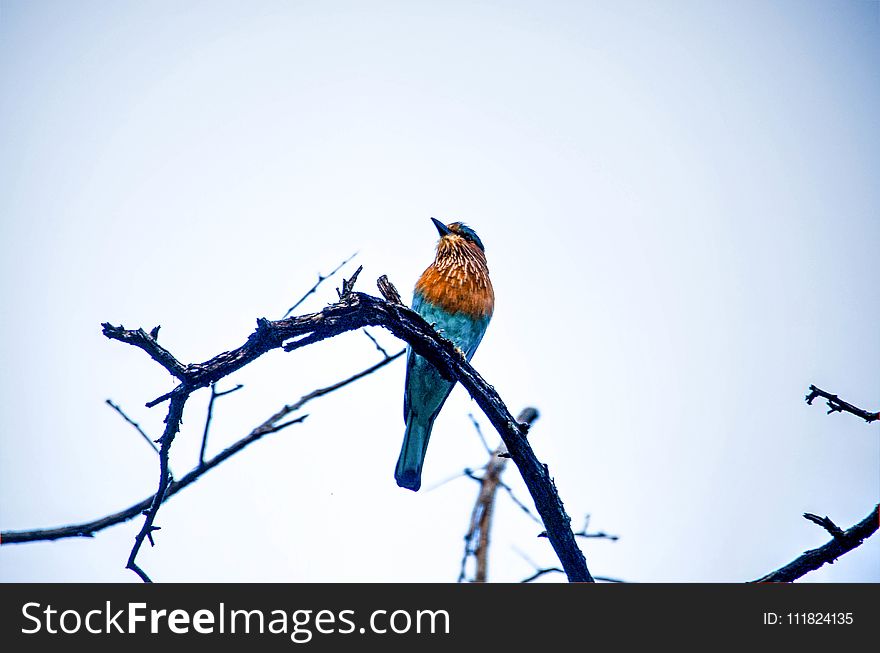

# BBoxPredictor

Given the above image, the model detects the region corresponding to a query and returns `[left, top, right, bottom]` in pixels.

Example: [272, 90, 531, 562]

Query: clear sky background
[1, 0, 877, 583]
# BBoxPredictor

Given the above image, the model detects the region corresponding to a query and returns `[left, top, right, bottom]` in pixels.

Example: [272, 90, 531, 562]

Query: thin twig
[422, 469, 474, 493]
[573, 515, 620, 541]
[498, 481, 543, 525]
[363, 328, 390, 358]
[515, 545, 623, 584]
[281, 348, 404, 415]
[468, 413, 493, 455]
[199, 383, 244, 466]
[105, 399, 159, 455]
[539, 515, 619, 541]
[281, 252, 357, 319]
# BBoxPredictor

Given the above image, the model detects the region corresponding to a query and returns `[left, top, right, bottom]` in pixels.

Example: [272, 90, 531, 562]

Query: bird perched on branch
[396, 218, 495, 491]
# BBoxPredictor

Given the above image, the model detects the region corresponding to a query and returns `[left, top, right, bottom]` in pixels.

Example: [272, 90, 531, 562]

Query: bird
[395, 218, 495, 491]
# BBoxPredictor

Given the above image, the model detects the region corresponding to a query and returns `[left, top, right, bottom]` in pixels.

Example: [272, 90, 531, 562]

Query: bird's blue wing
[403, 291, 491, 419]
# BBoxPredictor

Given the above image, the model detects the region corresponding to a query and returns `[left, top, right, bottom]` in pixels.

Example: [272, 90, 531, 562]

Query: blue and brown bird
[395, 218, 495, 491]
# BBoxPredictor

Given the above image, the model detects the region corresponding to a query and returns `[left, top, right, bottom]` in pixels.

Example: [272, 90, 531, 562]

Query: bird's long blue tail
[395, 416, 433, 492]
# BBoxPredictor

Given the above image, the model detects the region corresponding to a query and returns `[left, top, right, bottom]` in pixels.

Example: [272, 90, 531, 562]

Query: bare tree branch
[0, 350, 402, 546]
[743, 387, 880, 582]
[281, 251, 357, 319]
[751, 504, 879, 583]
[805, 385, 879, 423]
[100, 272, 594, 582]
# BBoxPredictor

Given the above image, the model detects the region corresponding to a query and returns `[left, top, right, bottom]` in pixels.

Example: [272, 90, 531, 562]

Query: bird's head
[420, 217, 494, 313]
[431, 217, 486, 252]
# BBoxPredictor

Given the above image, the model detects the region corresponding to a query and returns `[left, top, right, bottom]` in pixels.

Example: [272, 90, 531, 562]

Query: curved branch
[752, 504, 879, 583]
[99, 274, 593, 582]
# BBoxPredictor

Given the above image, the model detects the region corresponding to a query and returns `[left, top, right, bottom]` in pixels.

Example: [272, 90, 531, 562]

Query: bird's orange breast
[415, 240, 494, 320]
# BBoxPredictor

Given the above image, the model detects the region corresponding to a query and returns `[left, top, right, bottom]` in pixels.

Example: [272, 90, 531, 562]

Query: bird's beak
[431, 217, 453, 237]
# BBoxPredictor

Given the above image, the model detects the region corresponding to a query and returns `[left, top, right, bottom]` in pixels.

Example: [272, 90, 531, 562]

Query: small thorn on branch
[146, 525, 161, 547]
[149, 325, 161, 340]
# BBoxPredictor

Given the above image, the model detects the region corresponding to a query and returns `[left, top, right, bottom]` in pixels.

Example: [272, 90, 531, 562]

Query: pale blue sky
[1, 0, 878, 582]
